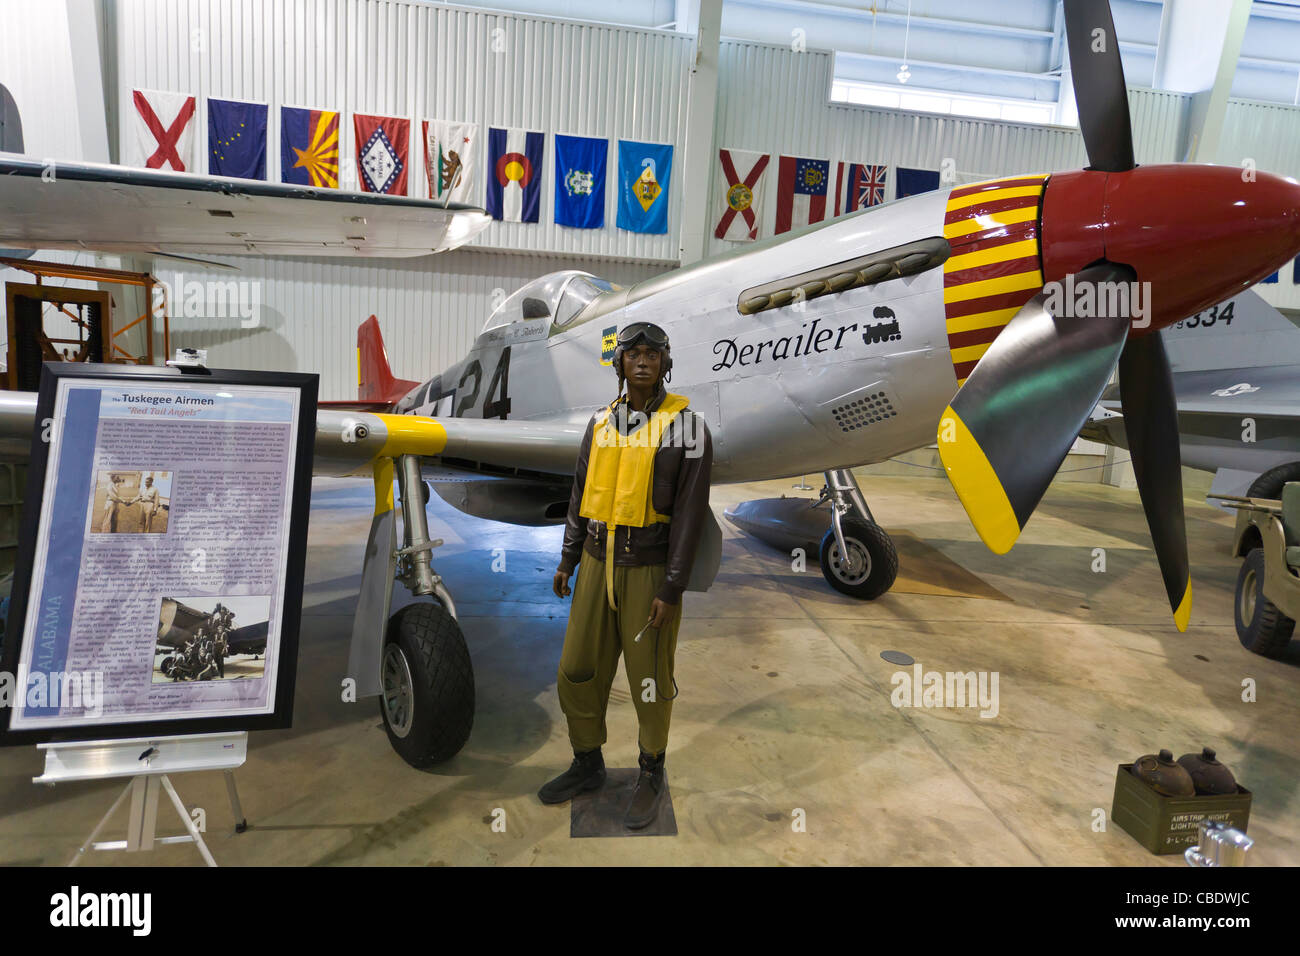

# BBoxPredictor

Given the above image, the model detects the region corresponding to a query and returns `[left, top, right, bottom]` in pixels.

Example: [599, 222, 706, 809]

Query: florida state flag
[353, 113, 410, 195]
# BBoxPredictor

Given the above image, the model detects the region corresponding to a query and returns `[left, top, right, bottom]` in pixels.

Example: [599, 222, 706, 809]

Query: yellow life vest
[579, 391, 690, 608]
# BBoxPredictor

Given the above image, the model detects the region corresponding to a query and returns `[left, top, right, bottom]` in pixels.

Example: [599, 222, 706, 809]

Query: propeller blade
[1118, 333, 1193, 631]
[938, 264, 1134, 553]
[1063, 0, 1135, 172]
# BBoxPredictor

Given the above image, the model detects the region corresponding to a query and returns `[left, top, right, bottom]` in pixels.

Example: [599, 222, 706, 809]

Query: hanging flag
[896, 167, 941, 199]
[774, 156, 830, 234]
[554, 134, 608, 229]
[485, 126, 544, 223]
[714, 148, 770, 241]
[127, 89, 198, 171]
[1293, 254, 1300, 284]
[281, 106, 340, 188]
[834, 162, 888, 215]
[353, 112, 410, 195]
[207, 98, 267, 180]
[422, 119, 476, 205]
[1262, 271, 1280, 284]
[617, 140, 673, 234]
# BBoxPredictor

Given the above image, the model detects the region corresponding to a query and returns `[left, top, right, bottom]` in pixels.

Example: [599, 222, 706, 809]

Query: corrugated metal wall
[154, 251, 665, 398]
[110, 0, 692, 263]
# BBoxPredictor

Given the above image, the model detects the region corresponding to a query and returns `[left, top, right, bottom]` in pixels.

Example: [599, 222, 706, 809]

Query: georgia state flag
[485, 127, 544, 223]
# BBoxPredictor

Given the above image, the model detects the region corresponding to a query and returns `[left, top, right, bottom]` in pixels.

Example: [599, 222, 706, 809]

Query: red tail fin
[358, 315, 420, 404]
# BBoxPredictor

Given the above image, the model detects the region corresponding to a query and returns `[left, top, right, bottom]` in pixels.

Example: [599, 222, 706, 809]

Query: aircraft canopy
[482, 270, 621, 333]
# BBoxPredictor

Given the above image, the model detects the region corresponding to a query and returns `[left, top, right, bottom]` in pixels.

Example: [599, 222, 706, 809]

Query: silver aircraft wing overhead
[0, 154, 491, 257]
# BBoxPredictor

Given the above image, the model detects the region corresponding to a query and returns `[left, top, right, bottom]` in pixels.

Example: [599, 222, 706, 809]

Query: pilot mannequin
[540, 322, 713, 829]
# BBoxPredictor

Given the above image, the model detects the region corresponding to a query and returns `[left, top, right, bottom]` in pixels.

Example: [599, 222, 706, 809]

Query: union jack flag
[835, 162, 888, 215]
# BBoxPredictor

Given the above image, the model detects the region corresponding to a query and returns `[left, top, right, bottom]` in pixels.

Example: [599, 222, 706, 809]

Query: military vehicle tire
[379, 601, 475, 768]
[1246, 461, 1300, 501]
[1234, 548, 1295, 658]
[820, 517, 898, 600]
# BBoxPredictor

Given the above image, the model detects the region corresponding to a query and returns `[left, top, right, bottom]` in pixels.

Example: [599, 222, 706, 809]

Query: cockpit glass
[482, 271, 620, 333]
[553, 276, 619, 328]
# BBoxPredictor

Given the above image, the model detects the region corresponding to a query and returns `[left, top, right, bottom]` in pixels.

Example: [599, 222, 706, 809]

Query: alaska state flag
[208, 98, 267, 180]
[617, 140, 673, 234]
[486, 127, 544, 222]
[895, 167, 941, 199]
[281, 106, 339, 188]
[554, 134, 607, 229]
[354, 112, 410, 195]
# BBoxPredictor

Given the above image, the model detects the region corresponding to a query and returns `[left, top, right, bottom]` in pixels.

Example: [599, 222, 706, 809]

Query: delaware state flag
[208, 98, 267, 180]
[617, 140, 672, 234]
[775, 155, 830, 234]
[554, 134, 607, 229]
[282, 106, 339, 188]
[486, 127, 544, 222]
[353, 112, 410, 195]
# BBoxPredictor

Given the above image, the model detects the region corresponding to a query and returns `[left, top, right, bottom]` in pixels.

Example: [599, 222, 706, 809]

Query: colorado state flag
[554, 134, 607, 229]
[486, 127, 544, 222]
[617, 140, 673, 234]
[281, 106, 339, 188]
[208, 99, 267, 180]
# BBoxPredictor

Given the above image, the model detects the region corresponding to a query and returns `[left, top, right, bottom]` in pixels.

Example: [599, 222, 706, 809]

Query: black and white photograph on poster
[89, 469, 172, 534]
[152, 595, 271, 684]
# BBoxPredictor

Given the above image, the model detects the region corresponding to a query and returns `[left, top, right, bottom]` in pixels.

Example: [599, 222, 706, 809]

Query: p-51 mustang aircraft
[4, 0, 1300, 768]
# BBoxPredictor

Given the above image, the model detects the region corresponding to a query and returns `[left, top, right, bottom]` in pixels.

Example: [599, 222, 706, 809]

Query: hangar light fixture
[897, 0, 913, 84]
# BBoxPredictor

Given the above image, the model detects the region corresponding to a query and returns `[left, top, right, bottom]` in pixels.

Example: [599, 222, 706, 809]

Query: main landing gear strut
[817, 468, 899, 600]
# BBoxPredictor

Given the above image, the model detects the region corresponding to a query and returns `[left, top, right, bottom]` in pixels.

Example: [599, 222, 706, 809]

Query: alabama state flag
[281, 106, 339, 188]
[127, 88, 198, 172]
[353, 113, 410, 195]
[486, 127, 544, 223]
[774, 155, 830, 234]
[714, 148, 770, 241]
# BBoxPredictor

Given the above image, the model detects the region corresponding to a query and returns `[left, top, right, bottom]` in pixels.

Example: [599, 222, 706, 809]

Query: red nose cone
[1104, 164, 1300, 330]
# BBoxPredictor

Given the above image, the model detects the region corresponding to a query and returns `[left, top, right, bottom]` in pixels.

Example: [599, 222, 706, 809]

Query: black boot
[624, 749, 666, 830]
[538, 748, 606, 805]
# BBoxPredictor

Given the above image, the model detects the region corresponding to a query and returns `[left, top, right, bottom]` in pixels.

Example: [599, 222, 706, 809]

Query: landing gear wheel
[819, 517, 899, 600]
[1234, 548, 1295, 658]
[379, 601, 475, 768]
[160, 656, 176, 677]
[1246, 461, 1300, 500]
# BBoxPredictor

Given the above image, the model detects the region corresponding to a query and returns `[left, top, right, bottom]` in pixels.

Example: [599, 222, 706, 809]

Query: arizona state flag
[281, 106, 339, 188]
[354, 112, 410, 195]
[208, 98, 267, 180]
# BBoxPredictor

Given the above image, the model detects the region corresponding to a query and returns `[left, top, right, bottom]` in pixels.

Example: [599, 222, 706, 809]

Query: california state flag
[423, 119, 477, 205]
[714, 148, 770, 241]
[127, 88, 198, 171]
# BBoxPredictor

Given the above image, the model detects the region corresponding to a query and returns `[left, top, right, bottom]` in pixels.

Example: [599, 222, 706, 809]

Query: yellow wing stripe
[372, 457, 394, 516]
[945, 306, 1021, 335]
[375, 414, 450, 458]
[945, 238, 1040, 273]
[942, 269, 1043, 304]
[937, 406, 1021, 554]
[943, 206, 1040, 239]
[943, 185, 1044, 212]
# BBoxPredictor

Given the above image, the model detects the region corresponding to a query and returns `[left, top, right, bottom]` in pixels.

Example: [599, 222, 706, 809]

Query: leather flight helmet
[614, 322, 672, 385]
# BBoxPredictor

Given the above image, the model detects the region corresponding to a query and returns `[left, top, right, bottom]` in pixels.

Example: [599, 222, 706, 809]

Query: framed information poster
[1, 363, 317, 745]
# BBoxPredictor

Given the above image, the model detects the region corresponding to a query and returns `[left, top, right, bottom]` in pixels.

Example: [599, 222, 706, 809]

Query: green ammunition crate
[1111, 764, 1251, 855]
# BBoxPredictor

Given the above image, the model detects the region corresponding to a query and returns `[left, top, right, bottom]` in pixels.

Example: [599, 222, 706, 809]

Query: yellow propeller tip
[937, 406, 1022, 554]
[1173, 580, 1192, 633]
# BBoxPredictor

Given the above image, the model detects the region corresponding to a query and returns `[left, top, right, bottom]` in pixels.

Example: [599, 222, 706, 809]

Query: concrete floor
[3, 471, 1298, 866]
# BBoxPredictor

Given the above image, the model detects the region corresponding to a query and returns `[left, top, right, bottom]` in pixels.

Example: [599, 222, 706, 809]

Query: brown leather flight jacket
[557, 386, 714, 605]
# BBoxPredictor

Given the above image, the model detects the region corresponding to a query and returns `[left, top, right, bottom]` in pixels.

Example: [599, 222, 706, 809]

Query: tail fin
[358, 315, 420, 404]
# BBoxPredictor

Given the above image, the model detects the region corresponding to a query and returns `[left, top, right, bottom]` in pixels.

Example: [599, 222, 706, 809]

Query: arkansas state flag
[127, 89, 198, 171]
[281, 106, 340, 188]
[208, 98, 267, 180]
[774, 155, 830, 234]
[486, 127, 544, 223]
[714, 148, 770, 241]
[834, 162, 887, 215]
[353, 113, 410, 195]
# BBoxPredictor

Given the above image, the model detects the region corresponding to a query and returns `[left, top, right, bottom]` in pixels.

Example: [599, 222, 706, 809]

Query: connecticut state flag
[486, 127, 544, 222]
[895, 166, 941, 199]
[617, 140, 673, 235]
[281, 106, 340, 188]
[354, 113, 410, 195]
[208, 98, 267, 180]
[554, 134, 607, 229]
[775, 155, 830, 234]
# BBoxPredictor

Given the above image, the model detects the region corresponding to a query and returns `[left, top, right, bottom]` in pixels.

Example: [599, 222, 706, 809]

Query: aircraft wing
[0, 154, 491, 258]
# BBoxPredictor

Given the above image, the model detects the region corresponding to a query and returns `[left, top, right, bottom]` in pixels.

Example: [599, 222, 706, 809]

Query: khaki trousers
[557, 553, 681, 755]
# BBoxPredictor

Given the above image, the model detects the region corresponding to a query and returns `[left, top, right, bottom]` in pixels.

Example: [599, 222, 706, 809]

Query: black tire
[160, 656, 175, 677]
[1234, 548, 1296, 658]
[379, 601, 475, 768]
[819, 517, 899, 600]
[1246, 461, 1300, 501]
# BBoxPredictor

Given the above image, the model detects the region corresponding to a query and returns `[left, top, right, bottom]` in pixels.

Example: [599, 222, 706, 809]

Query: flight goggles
[616, 322, 670, 350]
